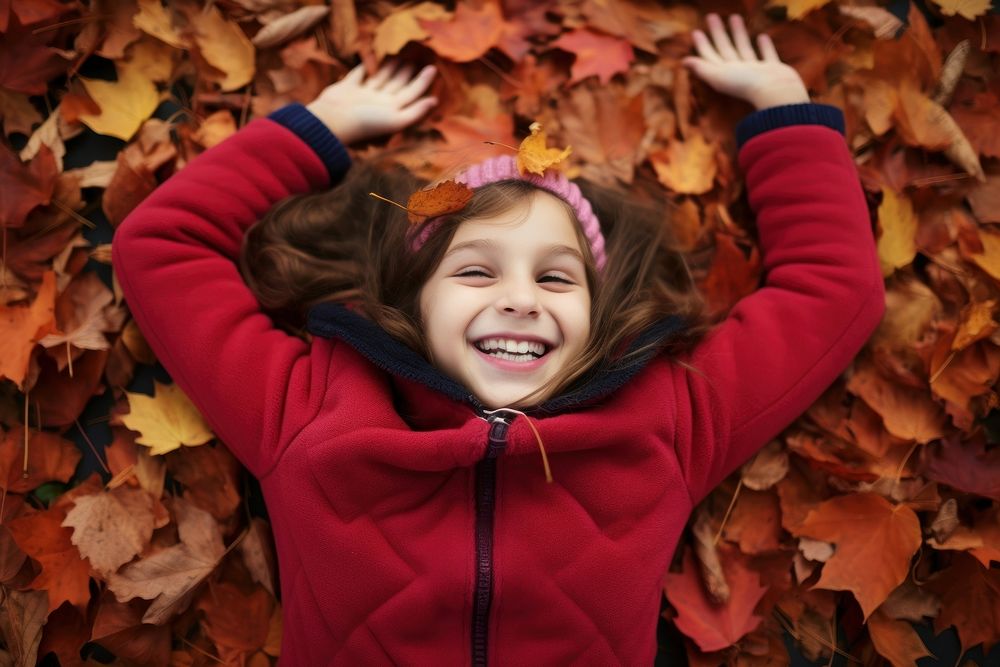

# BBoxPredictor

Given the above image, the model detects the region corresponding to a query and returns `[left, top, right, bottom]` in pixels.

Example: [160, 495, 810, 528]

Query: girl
[112, 13, 885, 666]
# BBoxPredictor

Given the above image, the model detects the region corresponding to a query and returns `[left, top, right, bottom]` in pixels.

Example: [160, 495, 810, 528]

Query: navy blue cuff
[268, 102, 352, 182]
[735, 103, 845, 151]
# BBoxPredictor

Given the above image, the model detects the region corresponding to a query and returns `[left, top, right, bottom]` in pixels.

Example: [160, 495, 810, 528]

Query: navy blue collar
[306, 303, 686, 415]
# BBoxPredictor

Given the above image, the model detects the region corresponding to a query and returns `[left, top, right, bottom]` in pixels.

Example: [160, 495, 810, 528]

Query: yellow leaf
[968, 228, 1000, 282]
[122, 380, 214, 456]
[928, 0, 993, 20]
[79, 65, 159, 141]
[766, 0, 834, 20]
[952, 300, 997, 351]
[649, 132, 716, 195]
[877, 187, 917, 277]
[127, 37, 177, 84]
[373, 2, 450, 62]
[189, 4, 255, 92]
[516, 122, 572, 176]
[132, 0, 187, 49]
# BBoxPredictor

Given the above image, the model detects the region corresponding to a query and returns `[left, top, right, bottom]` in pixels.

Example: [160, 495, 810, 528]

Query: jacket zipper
[472, 414, 509, 667]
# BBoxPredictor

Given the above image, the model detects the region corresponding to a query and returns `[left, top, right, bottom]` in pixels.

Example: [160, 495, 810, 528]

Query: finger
[395, 64, 437, 106]
[729, 15, 759, 61]
[706, 13, 739, 61]
[757, 33, 781, 63]
[342, 63, 366, 85]
[691, 29, 722, 64]
[367, 60, 399, 88]
[384, 63, 415, 93]
[397, 96, 438, 126]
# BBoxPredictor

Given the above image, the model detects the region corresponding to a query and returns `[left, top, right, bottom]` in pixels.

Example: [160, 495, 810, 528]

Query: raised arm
[111, 62, 436, 477]
[674, 14, 886, 501]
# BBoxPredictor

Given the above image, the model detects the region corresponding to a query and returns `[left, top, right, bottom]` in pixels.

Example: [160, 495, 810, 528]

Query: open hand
[306, 61, 438, 145]
[682, 14, 810, 111]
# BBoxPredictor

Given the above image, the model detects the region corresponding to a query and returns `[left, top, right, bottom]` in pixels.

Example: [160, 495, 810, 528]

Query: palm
[683, 14, 809, 110]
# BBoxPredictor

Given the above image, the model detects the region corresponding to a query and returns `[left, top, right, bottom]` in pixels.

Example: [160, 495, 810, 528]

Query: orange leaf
[0, 424, 81, 494]
[7, 505, 92, 615]
[516, 122, 571, 176]
[663, 547, 767, 652]
[551, 28, 635, 85]
[699, 233, 761, 316]
[405, 180, 474, 224]
[795, 492, 921, 619]
[649, 132, 717, 195]
[0, 270, 59, 391]
[420, 0, 505, 63]
[868, 608, 935, 666]
[924, 551, 1000, 653]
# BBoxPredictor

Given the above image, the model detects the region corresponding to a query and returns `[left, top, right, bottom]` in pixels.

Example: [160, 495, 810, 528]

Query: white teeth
[475, 337, 547, 357]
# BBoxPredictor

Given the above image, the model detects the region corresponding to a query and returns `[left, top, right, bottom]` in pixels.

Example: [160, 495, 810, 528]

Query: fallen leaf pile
[1, 0, 999, 664]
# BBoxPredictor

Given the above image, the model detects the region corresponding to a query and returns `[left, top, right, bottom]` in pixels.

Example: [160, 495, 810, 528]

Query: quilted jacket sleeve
[673, 104, 886, 504]
[111, 105, 350, 478]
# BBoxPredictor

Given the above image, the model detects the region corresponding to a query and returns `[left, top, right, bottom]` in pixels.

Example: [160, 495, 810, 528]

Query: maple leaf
[106, 498, 226, 624]
[795, 492, 921, 620]
[516, 122, 572, 176]
[186, 3, 256, 92]
[649, 131, 717, 195]
[196, 581, 275, 663]
[552, 28, 635, 86]
[0, 142, 58, 228]
[663, 547, 767, 652]
[121, 380, 214, 456]
[372, 2, 450, 61]
[7, 505, 92, 615]
[924, 552, 1000, 653]
[0, 13, 71, 95]
[62, 486, 157, 578]
[405, 180, 474, 224]
[845, 360, 948, 444]
[419, 0, 505, 63]
[0, 270, 59, 391]
[79, 64, 160, 142]
[39, 271, 127, 370]
[700, 233, 761, 316]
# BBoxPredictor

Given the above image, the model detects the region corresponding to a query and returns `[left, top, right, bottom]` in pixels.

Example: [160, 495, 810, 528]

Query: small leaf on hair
[405, 180, 474, 224]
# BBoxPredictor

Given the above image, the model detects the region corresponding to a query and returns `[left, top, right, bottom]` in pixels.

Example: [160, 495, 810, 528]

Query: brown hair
[239, 154, 712, 405]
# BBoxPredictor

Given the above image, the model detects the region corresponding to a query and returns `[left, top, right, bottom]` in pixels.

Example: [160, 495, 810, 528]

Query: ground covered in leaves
[1, 0, 1000, 665]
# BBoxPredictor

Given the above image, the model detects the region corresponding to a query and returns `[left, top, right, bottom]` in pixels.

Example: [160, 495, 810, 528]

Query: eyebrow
[444, 239, 585, 263]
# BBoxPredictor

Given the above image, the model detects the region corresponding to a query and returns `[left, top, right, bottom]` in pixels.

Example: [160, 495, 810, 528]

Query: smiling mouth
[473, 337, 551, 363]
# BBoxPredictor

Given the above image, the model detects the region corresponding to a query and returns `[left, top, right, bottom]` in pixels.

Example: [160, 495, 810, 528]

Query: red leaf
[551, 28, 635, 85]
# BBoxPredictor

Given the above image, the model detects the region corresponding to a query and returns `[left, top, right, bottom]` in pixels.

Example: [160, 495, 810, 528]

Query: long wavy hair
[239, 153, 712, 405]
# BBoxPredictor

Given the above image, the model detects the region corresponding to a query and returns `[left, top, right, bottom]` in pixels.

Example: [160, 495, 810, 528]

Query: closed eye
[538, 274, 574, 284]
[455, 268, 492, 278]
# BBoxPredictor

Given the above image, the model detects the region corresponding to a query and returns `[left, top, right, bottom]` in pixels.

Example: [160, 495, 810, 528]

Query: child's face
[419, 191, 592, 409]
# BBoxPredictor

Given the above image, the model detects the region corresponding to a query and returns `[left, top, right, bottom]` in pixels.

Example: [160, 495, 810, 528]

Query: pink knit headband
[410, 155, 607, 271]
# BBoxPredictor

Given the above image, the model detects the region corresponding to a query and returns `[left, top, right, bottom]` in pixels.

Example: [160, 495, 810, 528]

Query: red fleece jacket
[111, 105, 885, 665]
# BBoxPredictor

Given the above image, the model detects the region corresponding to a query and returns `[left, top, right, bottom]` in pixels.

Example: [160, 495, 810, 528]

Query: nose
[495, 276, 540, 317]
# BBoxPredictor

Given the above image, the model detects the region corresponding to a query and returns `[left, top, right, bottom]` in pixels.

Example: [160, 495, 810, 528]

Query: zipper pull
[483, 408, 553, 483]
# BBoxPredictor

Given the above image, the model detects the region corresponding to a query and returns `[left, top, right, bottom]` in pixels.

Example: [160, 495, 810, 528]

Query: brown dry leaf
[38, 271, 126, 370]
[239, 518, 277, 596]
[0, 424, 81, 493]
[0, 141, 58, 227]
[62, 486, 156, 578]
[196, 581, 275, 664]
[405, 179, 474, 224]
[0, 271, 59, 391]
[700, 233, 761, 316]
[187, 4, 256, 92]
[89, 590, 172, 665]
[121, 380, 214, 456]
[846, 360, 948, 444]
[649, 131, 716, 195]
[0, 588, 48, 667]
[557, 82, 646, 185]
[252, 5, 330, 49]
[867, 608, 935, 666]
[839, 5, 904, 39]
[516, 122, 571, 176]
[923, 552, 1000, 653]
[795, 492, 921, 620]
[722, 489, 783, 555]
[0, 87, 43, 136]
[106, 498, 225, 624]
[879, 578, 941, 622]
[166, 444, 241, 520]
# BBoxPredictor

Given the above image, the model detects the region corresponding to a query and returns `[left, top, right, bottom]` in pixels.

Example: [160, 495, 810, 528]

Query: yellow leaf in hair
[517, 122, 572, 176]
[406, 180, 474, 224]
